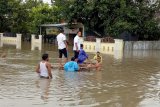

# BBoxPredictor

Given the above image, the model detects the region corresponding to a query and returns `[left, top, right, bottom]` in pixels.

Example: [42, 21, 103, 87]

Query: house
[39, 23, 85, 44]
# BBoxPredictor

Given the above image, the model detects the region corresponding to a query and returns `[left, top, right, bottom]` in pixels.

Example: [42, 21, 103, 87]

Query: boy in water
[36, 53, 52, 79]
[77, 44, 88, 64]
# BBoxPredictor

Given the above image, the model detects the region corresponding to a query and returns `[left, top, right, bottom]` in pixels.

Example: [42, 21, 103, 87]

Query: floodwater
[0, 42, 160, 107]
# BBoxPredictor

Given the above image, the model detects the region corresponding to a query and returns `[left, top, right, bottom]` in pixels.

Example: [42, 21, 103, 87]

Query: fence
[124, 41, 160, 50]
[31, 34, 42, 51]
[82, 37, 124, 55]
[0, 33, 22, 49]
[82, 37, 124, 59]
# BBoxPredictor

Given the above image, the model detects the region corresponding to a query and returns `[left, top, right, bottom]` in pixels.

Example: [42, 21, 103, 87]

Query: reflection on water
[36, 79, 51, 101]
[0, 43, 160, 107]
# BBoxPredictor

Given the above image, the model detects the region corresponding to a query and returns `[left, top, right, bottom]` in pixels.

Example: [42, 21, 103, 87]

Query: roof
[40, 23, 84, 28]
[40, 23, 68, 27]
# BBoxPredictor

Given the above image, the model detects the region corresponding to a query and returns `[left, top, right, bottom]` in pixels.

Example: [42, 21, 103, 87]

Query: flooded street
[0, 42, 160, 107]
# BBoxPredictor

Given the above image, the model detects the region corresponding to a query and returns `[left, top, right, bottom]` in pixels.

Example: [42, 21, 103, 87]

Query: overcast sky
[43, 0, 51, 4]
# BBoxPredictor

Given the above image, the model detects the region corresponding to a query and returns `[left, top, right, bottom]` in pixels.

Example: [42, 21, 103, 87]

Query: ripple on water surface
[0, 49, 160, 107]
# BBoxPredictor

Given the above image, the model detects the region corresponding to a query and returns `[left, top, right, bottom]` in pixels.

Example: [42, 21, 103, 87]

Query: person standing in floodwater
[73, 31, 82, 60]
[36, 53, 52, 79]
[56, 28, 68, 68]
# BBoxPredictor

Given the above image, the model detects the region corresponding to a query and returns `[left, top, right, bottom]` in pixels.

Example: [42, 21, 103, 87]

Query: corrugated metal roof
[40, 23, 68, 27]
[40, 23, 84, 27]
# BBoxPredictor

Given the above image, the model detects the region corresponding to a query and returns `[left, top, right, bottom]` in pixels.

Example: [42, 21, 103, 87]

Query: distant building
[39, 23, 84, 44]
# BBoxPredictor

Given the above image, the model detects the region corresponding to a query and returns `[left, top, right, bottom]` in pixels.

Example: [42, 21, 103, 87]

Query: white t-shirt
[73, 35, 81, 51]
[56, 33, 66, 49]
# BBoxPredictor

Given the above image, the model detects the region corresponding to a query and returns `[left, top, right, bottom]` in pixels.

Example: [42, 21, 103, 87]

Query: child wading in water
[93, 51, 102, 71]
[86, 51, 102, 71]
[36, 53, 52, 79]
[77, 44, 88, 64]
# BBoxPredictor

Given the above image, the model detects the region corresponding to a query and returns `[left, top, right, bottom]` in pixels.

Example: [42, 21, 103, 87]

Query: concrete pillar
[80, 37, 84, 44]
[0, 33, 3, 47]
[31, 34, 35, 50]
[96, 38, 101, 52]
[38, 35, 42, 51]
[31, 34, 42, 51]
[114, 39, 124, 51]
[114, 39, 124, 59]
[16, 34, 22, 49]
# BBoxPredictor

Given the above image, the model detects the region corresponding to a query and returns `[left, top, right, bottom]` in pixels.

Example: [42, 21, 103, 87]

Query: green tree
[53, 0, 74, 22]
[54, 0, 160, 40]
[24, 0, 43, 9]
[0, 0, 46, 33]
[0, 0, 12, 32]
[8, 0, 29, 33]
[28, 4, 57, 33]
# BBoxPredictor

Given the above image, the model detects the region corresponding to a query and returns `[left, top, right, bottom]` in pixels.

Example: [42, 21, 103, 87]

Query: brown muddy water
[0, 42, 160, 107]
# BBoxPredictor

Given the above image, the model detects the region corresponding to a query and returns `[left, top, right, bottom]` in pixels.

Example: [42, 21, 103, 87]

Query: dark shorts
[59, 48, 68, 58]
[40, 76, 49, 79]
[74, 51, 79, 59]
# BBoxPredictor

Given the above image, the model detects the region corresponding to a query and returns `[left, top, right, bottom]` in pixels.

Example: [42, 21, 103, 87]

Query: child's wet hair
[71, 57, 75, 61]
[80, 44, 83, 48]
[42, 53, 48, 60]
